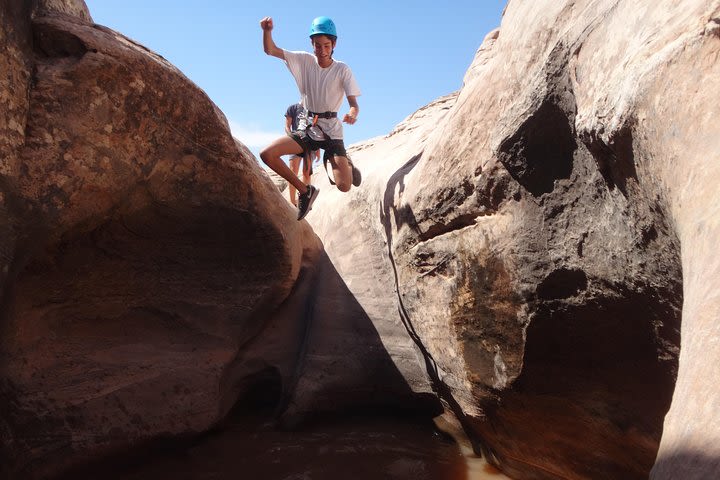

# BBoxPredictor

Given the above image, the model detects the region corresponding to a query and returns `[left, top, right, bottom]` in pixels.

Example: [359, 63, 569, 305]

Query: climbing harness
[303, 113, 353, 186]
[307, 111, 337, 119]
[307, 114, 327, 142]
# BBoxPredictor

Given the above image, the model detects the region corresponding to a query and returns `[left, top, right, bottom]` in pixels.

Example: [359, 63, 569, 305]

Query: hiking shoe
[297, 184, 319, 220]
[349, 159, 362, 187]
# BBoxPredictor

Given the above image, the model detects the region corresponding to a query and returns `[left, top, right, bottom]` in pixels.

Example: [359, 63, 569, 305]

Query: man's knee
[332, 155, 352, 192]
[259, 147, 272, 165]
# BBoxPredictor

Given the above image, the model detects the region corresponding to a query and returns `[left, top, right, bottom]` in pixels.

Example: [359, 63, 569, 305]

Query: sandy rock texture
[31, 0, 92, 22]
[1, 2, 444, 478]
[3, 0, 719, 479]
[309, 1, 719, 479]
[0, 2, 304, 478]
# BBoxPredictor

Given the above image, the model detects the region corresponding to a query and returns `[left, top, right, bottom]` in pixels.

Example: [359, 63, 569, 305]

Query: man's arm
[343, 95, 359, 125]
[260, 17, 285, 60]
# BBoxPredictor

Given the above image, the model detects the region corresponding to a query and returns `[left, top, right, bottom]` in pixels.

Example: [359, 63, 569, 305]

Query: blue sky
[84, 1, 507, 158]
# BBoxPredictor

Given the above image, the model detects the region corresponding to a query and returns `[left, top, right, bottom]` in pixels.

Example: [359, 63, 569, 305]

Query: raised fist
[260, 17, 274, 31]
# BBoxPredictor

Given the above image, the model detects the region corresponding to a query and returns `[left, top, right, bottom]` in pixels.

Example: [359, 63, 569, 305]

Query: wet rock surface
[58, 413, 472, 480]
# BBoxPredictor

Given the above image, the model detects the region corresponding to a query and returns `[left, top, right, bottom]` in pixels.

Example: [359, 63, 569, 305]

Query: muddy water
[87, 415, 509, 480]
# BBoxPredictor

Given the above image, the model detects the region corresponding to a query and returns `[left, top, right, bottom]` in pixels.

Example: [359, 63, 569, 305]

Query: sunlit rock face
[309, 0, 719, 478]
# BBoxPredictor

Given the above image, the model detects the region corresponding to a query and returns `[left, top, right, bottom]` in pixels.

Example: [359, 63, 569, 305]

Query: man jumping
[259, 16, 362, 220]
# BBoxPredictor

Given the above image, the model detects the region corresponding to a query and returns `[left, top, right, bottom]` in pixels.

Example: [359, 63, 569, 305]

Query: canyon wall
[2, 1, 718, 479]
[309, 1, 719, 478]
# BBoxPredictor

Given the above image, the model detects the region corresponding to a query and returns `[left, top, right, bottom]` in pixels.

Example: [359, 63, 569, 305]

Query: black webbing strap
[322, 151, 336, 186]
[302, 151, 313, 177]
[308, 111, 337, 119]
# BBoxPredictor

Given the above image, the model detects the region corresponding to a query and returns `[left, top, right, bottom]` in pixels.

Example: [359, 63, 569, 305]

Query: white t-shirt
[283, 50, 361, 140]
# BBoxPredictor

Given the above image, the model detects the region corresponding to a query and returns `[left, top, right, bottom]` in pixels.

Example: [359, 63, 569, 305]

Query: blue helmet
[309, 16, 337, 38]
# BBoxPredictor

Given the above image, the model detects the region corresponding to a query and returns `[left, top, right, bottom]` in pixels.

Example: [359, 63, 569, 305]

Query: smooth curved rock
[311, 1, 719, 478]
[306, 93, 461, 413]
[0, 4, 308, 478]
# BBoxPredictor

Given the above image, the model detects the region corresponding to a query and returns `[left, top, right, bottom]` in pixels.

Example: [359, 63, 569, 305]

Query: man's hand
[260, 17, 274, 31]
[343, 96, 359, 125]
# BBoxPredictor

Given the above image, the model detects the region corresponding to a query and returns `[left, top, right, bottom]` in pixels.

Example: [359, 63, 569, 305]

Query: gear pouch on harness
[306, 112, 336, 142]
[307, 124, 326, 142]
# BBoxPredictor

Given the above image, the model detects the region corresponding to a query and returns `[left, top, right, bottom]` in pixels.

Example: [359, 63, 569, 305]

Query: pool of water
[80, 414, 509, 480]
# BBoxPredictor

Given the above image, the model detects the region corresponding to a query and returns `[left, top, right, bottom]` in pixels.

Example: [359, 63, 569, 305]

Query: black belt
[308, 111, 337, 119]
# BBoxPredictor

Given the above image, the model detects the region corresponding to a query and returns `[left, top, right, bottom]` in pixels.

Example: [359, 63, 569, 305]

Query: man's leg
[328, 155, 352, 192]
[288, 155, 301, 206]
[260, 136, 307, 194]
[301, 152, 312, 186]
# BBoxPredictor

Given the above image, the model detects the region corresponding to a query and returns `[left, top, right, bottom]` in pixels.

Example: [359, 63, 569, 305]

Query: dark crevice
[537, 267, 588, 300]
[498, 98, 577, 197]
[32, 21, 88, 59]
[224, 367, 284, 419]
[640, 224, 658, 246]
[577, 232, 588, 257]
[379, 155, 497, 463]
[417, 213, 478, 243]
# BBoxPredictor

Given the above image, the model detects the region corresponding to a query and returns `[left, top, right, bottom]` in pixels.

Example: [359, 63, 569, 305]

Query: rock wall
[2, 0, 719, 479]
[0, 2, 306, 478]
[309, 0, 719, 479]
[0, 2, 443, 478]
